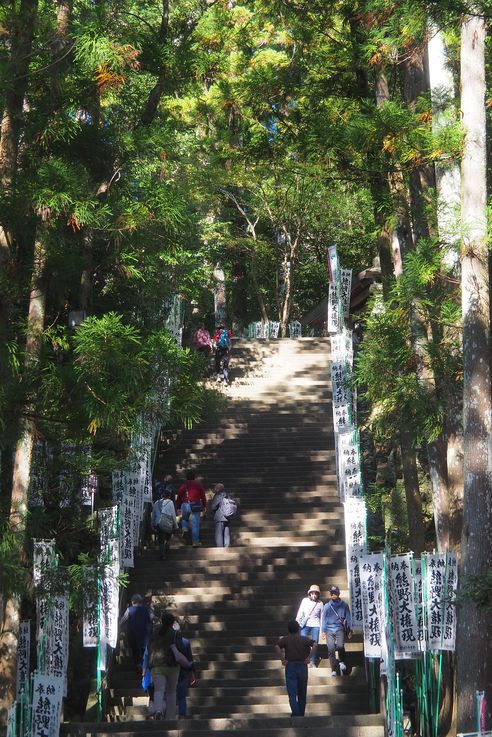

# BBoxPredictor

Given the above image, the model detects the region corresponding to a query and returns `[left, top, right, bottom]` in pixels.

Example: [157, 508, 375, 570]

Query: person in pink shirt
[176, 472, 207, 547]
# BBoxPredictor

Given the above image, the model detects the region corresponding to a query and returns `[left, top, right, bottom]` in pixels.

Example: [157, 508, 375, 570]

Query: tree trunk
[402, 42, 436, 242]
[279, 258, 292, 337]
[80, 230, 93, 312]
[213, 261, 227, 327]
[0, 0, 38, 287]
[0, 230, 47, 718]
[0, 595, 21, 723]
[427, 437, 450, 551]
[456, 12, 492, 733]
[446, 394, 464, 551]
[10, 232, 47, 530]
[399, 426, 425, 554]
[428, 24, 461, 270]
[249, 256, 268, 323]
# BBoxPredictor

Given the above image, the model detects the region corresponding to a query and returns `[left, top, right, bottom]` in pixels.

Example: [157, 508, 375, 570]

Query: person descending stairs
[62, 337, 384, 737]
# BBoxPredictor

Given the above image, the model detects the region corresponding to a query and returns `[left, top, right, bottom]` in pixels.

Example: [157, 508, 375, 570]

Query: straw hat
[308, 584, 320, 594]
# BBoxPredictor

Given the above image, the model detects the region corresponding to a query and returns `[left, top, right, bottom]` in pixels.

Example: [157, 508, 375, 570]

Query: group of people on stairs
[151, 471, 239, 555]
[119, 598, 197, 721]
[119, 582, 352, 723]
[192, 323, 232, 385]
[275, 583, 353, 718]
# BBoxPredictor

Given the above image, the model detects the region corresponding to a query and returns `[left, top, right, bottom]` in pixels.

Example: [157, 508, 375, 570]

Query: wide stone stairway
[63, 338, 383, 737]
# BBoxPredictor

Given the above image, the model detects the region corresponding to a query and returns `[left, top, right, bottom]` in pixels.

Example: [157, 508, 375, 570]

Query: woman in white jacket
[295, 584, 323, 667]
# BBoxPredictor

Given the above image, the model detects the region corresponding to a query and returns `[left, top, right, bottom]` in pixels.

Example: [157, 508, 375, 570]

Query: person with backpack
[143, 612, 191, 721]
[151, 487, 178, 560]
[175, 626, 197, 717]
[210, 482, 238, 547]
[213, 324, 232, 384]
[119, 594, 155, 673]
[154, 474, 175, 503]
[320, 585, 352, 676]
[176, 471, 207, 547]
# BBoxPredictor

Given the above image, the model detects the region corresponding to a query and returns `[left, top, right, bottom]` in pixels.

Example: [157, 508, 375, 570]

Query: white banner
[327, 281, 341, 334]
[127, 468, 143, 545]
[331, 361, 351, 408]
[340, 268, 352, 317]
[137, 435, 153, 503]
[333, 402, 352, 434]
[425, 551, 458, 651]
[16, 621, 30, 700]
[120, 495, 135, 567]
[337, 426, 363, 499]
[111, 470, 126, 504]
[344, 498, 367, 630]
[330, 329, 353, 366]
[99, 506, 119, 552]
[29, 442, 51, 507]
[360, 553, 384, 658]
[327, 245, 339, 284]
[413, 559, 426, 651]
[33, 540, 56, 587]
[100, 564, 119, 649]
[59, 442, 78, 508]
[82, 567, 98, 648]
[31, 674, 63, 737]
[47, 595, 69, 694]
[389, 553, 419, 655]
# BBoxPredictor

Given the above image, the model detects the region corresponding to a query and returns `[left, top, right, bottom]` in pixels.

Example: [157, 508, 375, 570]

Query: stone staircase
[62, 338, 383, 737]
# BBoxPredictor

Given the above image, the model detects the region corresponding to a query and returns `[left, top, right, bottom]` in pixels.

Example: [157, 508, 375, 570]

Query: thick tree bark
[0, 596, 21, 723]
[427, 437, 450, 551]
[279, 257, 292, 337]
[428, 24, 461, 270]
[400, 426, 426, 554]
[456, 13, 492, 733]
[0, 231, 47, 718]
[250, 256, 268, 324]
[0, 0, 38, 293]
[213, 262, 227, 327]
[446, 395, 464, 551]
[402, 42, 436, 242]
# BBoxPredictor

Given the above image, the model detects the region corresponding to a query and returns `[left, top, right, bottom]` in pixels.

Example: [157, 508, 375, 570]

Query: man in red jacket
[176, 472, 207, 547]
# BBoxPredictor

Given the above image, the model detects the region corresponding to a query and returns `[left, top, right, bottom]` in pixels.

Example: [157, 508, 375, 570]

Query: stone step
[109, 672, 367, 695]
[62, 713, 383, 737]
[119, 699, 370, 719]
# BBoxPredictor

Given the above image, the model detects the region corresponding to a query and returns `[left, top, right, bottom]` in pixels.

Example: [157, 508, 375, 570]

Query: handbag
[141, 669, 153, 691]
[158, 499, 175, 533]
[329, 602, 350, 635]
[190, 501, 203, 513]
[298, 601, 319, 629]
[169, 631, 192, 669]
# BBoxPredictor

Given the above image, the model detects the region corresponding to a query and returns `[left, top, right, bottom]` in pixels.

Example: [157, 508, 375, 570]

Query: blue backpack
[217, 330, 230, 348]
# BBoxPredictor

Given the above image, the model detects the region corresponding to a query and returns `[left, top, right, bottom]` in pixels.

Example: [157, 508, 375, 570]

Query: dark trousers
[215, 348, 230, 380]
[156, 527, 172, 557]
[285, 661, 308, 716]
[326, 629, 346, 673]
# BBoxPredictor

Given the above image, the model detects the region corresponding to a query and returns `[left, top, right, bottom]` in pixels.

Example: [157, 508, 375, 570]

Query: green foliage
[0, 524, 30, 599]
[459, 570, 492, 609]
[356, 237, 462, 445]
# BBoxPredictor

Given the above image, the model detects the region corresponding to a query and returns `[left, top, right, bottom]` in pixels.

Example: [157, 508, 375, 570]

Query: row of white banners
[12, 300, 182, 737]
[327, 246, 458, 664]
